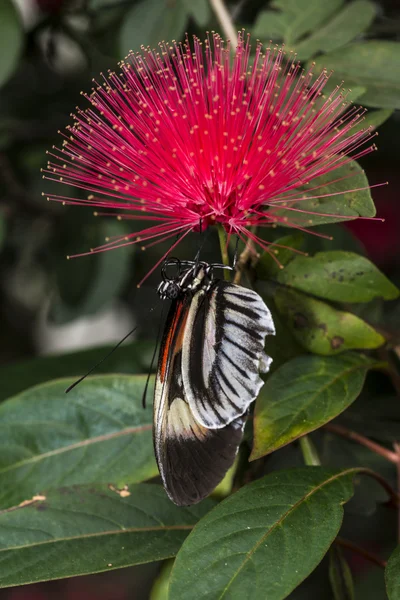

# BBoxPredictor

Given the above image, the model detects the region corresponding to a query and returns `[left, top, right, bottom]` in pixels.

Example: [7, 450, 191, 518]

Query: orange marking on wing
[159, 301, 188, 383]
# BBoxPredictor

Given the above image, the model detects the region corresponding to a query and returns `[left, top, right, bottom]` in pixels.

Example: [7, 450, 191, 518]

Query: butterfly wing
[154, 296, 245, 506]
[182, 281, 275, 428]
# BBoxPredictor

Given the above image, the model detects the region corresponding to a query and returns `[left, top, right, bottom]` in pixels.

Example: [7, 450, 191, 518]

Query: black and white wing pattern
[154, 296, 245, 506]
[181, 281, 275, 429]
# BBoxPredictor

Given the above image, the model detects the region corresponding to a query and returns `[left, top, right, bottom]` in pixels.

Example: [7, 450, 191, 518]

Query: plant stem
[361, 468, 400, 508]
[394, 442, 400, 542]
[325, 423, 398, 463]
[335, 537, 387, 569]
[217, 224, 231, 281]
[299, 435, 321, 466]
[209, 0, 237, 44]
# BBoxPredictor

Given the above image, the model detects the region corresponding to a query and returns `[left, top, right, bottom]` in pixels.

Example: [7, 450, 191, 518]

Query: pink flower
[44, 33, 376, 284]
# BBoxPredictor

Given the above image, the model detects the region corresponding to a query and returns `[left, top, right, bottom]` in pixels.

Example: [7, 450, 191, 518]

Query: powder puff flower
[43, 32, 377, 284]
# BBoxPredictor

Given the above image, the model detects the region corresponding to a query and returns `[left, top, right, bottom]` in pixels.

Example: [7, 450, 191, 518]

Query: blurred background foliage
[0, 0, 399, 598]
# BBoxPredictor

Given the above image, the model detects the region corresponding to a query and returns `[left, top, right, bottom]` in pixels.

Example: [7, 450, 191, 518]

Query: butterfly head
[157, 258, 213, 300]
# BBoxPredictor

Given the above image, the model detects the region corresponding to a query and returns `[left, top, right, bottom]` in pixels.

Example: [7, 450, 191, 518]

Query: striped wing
[154, 296, 245, 506]
[182, 281, 275, 429]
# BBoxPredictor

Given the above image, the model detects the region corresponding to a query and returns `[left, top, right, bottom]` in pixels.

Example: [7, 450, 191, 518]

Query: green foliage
[0, 341, 153, 402]
[274, 287, 385, 354]
[169, 468, 357, 600]
[294, 1, 377, 61]
[251, 354, 374, 459]
[51, 220, 134, 323]
[120, 0, 188, 55]
[270, 161, 376, 228]
[0, 484, 214, 588]
[275, 251, 400, 303]
[317, 42, 400, 109]
[386, 545, 400, 600]
[253, 0, 344, 46]
[0, 0, 399, 596]
[0, 375, 157, 508]
[0, 0, 23, 88]
[329, 546, 355, 600]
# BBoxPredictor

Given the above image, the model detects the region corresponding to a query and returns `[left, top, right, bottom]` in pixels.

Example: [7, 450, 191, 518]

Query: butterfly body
[154, 259, 275, 506]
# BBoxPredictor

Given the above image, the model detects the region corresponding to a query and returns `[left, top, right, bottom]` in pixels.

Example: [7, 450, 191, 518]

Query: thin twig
[325, 423, 398, 463]
[233, 238, 258, 284]
[394, 442, 400, 542]
[209, 0, 237, 43]
[335, 537, 387, 569]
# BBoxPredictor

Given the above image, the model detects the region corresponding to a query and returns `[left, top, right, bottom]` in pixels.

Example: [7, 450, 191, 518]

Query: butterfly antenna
[65, 324, 141, 393]
[142, 303, 166, 408]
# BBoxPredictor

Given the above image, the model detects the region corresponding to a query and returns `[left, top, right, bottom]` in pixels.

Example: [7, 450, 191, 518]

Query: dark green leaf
[255, 0, 343, 45]
[0, 484, 214, 588]
[252, 11, 291, 41]
[301, 224, 366, 256]
[120, 0, 187, 55]
[51, 220, 133, 324]
[317, 42, 400, 109]
[270, 161, 375, 228]
[329, 546, 355, 600]
[0, 375, 157, 508]
[169, 467, 357, 600]
[276, 251, 399, 302]
[350, 109, 393, 136]
[251, 353, 374, 459]
[0, 340, 153, 402]
[0, 0, 23, 87]
[182, 0, 210, 26]
[259, 297, 304, 370]
[255, 233, 304, 280]
[386, 545, 400, 600]
[294, 1, 376, 61]
[274, 287, 385, 354]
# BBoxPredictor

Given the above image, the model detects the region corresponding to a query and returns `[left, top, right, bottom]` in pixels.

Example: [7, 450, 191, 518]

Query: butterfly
[154, 258, 275, 506]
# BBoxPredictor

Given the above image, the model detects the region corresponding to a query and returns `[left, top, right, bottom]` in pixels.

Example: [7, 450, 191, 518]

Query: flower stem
[299, 435, 321, 466]
[217, 224, 231, 281]
[209, 0, 237, 44]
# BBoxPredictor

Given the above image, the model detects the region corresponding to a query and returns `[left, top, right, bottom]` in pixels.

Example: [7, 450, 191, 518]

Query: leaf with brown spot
[0, 375, 157, 509]
[0, 483, 214, 588]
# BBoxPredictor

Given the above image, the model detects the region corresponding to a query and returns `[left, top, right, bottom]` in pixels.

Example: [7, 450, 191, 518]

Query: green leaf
[317, 42, 400, 109]
[0, 340, 153, 402]
[258, 297, 304, 370]
[169, 467, 357, 600]
[386, 545, 400, 600]
[0, 375, 157, 508]
[272, 0, 344, 45]
[182, 0, 210, 26]
[349, 108, 393, 136]
[51, 220, 134, 324]
[256, 233, 304, 280]
[274, 287, 385, 354]
[120, 0, 188, 55]
[0, 0, 23, 88]
[0, 484, 214, 588]
[252, 11, 291, 41]
[294, 1, 376, 61]
[276, 251, 400, 302]
[270, 161, 375, 228]
[251, 353, 373, 459]
[329, 546, 355, 600]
